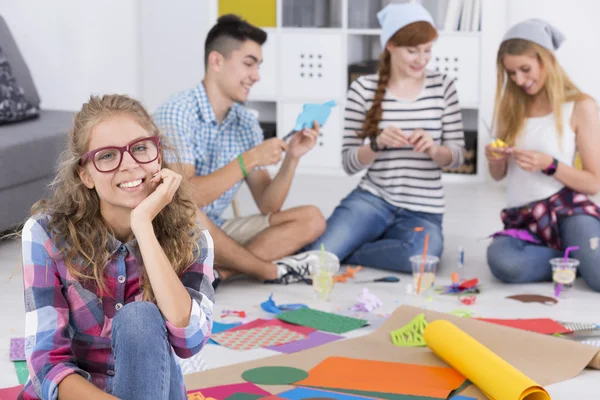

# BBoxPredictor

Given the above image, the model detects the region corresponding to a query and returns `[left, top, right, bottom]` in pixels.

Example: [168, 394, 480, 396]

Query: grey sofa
[0, 15, 74, 232]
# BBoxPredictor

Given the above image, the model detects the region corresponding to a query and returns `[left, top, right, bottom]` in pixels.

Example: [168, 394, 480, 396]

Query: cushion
[0, 110, 74, 190]
[0, 45, 39, 124]
[0, 15, 40, 107]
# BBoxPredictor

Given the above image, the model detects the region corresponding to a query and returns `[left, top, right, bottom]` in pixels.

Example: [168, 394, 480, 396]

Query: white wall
[0, 0, 140, 111]
[3, 1, 600, 113]
[139, 0, 214, 112]
[508, 0, 600, 102]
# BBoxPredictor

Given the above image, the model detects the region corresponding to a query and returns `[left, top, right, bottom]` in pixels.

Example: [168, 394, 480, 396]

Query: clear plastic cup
[550, 257, 579, 297]
[311, 252, 340, 301]
[410, 255, 440, 294]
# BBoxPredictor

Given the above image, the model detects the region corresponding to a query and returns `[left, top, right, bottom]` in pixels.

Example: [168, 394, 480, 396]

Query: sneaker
[266, 250, 337, 285]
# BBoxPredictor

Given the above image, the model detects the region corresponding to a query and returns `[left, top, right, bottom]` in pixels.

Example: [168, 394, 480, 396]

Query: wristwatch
[543, 157, 558, 176]
[370, 136, 381, 152]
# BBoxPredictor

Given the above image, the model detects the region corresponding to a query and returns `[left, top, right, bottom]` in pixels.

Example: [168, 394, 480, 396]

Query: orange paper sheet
[294, 356, 465, 398]
[424, 320, 550, 400]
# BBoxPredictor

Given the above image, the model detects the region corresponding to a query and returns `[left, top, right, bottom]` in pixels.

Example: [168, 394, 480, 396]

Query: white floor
[1, 175, 600, 398]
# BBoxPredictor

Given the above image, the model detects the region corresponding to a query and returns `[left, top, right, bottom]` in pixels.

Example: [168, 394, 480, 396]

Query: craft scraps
[260, 293, 308, 315]
[208, 321, 242, 345]
[210, 325, 306, 351]
[390, 313, 428, 347]
[266, 330, 344, 353]
[506, 294, 558, 305]
[242, 366, 309, 385]
[294, 356, 466, 398]
[187, 383, 271, 399]
[228, 318, 316, 336]
[275, 387, 376, 400]
[10, 337, 25, 361]
[334, 266, 362, 283]
[475, 318, 572, 335]
[221, 309, 247, 318]
[436, 278, 480, 296]
[276, 308, 368, 334]
[459, 295, 477, 305]
[349, 288, 383, 312]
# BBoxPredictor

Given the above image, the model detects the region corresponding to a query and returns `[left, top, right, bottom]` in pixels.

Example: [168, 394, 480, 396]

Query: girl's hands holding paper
[376, 126, 410, 149]
[408, 129, 437, 155]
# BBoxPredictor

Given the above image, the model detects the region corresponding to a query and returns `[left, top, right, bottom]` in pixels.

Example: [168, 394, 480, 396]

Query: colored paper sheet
[301, 387, 476, 400]
[228, 318, 316, 336]
[475, 318, 571, 335]
[0, 384, 24, 400]
[242, 366, 308, 385]
[14, 361, 29, 385]
[294, 356, 465, 398]
[187, 383, 271, 399]
[266, 331, 344, 353]
[211, 325, 306, 350]
[10, 338, 25, 361]
[224, 394, 264, 400]
[424, 320, 550, 400]
[276, 308, 367, 334]
[276, 387, 376, 400]
[208, 321, 242, 345]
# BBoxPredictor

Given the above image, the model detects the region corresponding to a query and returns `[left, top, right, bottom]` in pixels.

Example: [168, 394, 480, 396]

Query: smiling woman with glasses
[18, 94, 215, 400]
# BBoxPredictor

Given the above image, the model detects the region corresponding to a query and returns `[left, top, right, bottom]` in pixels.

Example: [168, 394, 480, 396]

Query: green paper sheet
[224, 393, 265, 400]
[276, 308, 367, 334]
[14, 360, 29, 384]
[242, 366, 309, 385]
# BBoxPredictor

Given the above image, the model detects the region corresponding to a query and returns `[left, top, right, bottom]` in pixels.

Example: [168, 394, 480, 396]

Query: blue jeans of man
[304, 188, 444, 273]
[111, 302, 185, 399]
[487, 214, 600, 292]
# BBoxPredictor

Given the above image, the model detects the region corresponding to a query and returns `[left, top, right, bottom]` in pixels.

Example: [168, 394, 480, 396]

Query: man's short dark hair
[204, 14, 267, 69]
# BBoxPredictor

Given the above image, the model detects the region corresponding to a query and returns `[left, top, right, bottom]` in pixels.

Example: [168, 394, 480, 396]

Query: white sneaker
[269, 250, 338, 284]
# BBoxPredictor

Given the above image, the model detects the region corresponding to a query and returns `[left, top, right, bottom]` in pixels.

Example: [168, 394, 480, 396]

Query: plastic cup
[551, 257, 579, 297]
[410, 255, 440, 294]
[311, 252, 340, 301]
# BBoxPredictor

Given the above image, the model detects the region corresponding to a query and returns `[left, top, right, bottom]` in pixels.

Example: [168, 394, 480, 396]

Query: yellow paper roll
[424, 320, 550, 400]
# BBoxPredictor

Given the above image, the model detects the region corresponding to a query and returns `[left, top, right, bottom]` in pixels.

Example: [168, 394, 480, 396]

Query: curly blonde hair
[32, 94, 201, 301]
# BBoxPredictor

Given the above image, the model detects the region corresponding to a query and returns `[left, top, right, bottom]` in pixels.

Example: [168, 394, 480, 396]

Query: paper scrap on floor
[294, 356, 466, 398]
[187, 382, 271, 399]
[266, 330, 344, 353]
[475, 318, 572, 335]
[276, 308, 367, 334]
[210, 325, 306, 351]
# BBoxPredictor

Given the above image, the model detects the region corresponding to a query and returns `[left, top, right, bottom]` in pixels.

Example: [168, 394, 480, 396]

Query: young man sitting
[154, 15, 331, 286]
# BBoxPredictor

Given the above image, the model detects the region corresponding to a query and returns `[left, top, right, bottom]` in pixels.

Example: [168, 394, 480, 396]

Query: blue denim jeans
[487, 214, 600, 292]
[305, 188, 443, 273]
[111, 302, 185, 399]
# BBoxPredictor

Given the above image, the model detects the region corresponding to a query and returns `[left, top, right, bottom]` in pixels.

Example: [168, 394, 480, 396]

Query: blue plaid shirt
[154, 83, 264, 226]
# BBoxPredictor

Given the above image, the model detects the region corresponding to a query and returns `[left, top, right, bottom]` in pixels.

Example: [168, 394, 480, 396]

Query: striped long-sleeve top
[343, 72, 466, 214]
[19, 214, 215, 400]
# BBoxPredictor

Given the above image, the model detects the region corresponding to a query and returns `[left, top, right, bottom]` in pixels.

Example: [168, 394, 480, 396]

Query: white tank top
[506, 102, 577, 208]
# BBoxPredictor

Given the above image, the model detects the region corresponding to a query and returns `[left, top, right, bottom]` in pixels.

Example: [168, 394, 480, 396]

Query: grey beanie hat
[502, 18, 565, 52]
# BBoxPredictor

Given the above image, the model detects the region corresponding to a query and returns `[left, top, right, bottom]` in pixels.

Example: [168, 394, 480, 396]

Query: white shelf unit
[208, 0, 508, 183]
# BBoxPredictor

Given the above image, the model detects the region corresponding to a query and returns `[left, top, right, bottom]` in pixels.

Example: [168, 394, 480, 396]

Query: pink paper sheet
[187, 382, 271, 399]
[227, 318, 316, 336]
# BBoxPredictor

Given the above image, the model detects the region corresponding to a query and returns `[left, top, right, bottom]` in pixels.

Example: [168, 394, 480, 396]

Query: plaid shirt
[154, 83, 264, 226]
[19, 214, 215, 400]
[498, 187, 600, 250]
